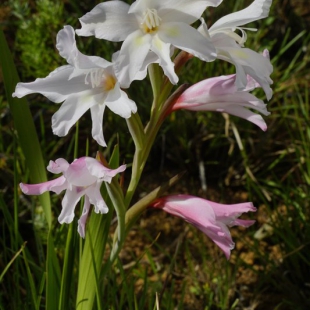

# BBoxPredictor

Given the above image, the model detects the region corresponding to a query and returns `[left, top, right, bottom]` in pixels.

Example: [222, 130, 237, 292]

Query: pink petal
[208, 201, 257, 218]
[47, 158, 69, 174]
[172, 74, 269, 130]
[199, 222, 235, 259]
[20, 176, 67, 195]
[85, 157, 126, 183]
[152, 194, 256, 259]
[64, 157, 98, 187]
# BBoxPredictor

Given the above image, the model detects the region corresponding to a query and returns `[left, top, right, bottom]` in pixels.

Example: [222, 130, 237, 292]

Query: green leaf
[0, 242, 26, 283]
[76, 146, 120, 310]
[58, 222, 78, 310]
[0, 29, 52, 227]
[46, 232, 61, 310]
[76, 200, 113, 310]
[22, 244, 40, 309]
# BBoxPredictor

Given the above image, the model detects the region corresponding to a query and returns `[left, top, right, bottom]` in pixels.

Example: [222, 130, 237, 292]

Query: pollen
[103, 75, 117, 91]
[141, 8, 161, 34]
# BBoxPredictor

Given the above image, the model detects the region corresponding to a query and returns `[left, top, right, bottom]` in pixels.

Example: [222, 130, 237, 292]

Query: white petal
[228, 47, 273, 100]
[115, 30, 152, 88]
[150, 36, 178, 84]
[56, 25, 77, 66]
[232, 61, 249, 90]
[211, 32, 239, 49]
[51, 91, 98, 137]
[128, 0, 156, 14]
[210, 0, 272, 32]
[13, 66, 79, 103]
[132, 51, 160, 81]
[113, 50, 158, 84]
[197, 17, 211, 39]
[57, 25, 111, 69]
[130, 0, 221, 24]
[76, 2, 137, 41]
[105, 85, 137, 118]
[90, 103, 107, 147]
[85, 183, 109, 214]
[212, 33, 273, 99]
[160, 0, 223, 24]
[159, 22, 216, 62]
[77, 196, 91, 238]
[200, 0, 223, 7]
[58, 187, 85, 224]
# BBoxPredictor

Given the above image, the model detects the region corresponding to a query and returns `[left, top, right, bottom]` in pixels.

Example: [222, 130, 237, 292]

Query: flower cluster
[16, 0, 273, 256]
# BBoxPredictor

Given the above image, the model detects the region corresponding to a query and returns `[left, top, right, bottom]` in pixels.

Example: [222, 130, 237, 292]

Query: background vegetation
[0, 0, 310, 309]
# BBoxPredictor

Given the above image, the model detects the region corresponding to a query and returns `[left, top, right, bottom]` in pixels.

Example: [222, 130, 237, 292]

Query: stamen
[84, 72, 90, 85]
[226, 31, 245, 46]
[84, 69, 117, 91]
[228, 27, 257, 47]
[141, 8, 161, 33]
[84, 69, 104, 88]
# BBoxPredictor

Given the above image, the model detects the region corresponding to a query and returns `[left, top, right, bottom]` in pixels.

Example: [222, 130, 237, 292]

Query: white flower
[199, 0, 273, 100]
[13, 25, 137, 146]
[20, 157, 126, 237]
[76, 0, 222, 87]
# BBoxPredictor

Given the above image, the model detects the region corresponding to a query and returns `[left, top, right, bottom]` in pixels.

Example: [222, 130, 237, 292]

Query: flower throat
[141, 8, 161, 33]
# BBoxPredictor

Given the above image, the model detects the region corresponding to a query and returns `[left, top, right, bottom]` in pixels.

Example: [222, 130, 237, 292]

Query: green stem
[126, 112, 145, 150]
[124, 84, 187, 208]
[109, 51, 194, 277]
[125, 173, 184, 230]
[105, 178, 126, 264]
[124, 114, 159, 208]
[148, 63, 162, 105]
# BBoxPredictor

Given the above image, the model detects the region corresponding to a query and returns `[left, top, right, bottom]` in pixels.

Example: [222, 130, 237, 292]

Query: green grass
[1, 0, 310, 309]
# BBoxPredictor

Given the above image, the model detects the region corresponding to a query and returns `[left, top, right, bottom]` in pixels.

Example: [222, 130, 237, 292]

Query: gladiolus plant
[12, 0, 274, 308]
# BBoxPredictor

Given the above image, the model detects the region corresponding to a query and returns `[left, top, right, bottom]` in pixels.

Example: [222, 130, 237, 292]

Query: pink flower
[20, 157, 126, 237]
[171, 74, 270, 131]
[152, 194, 256, 259]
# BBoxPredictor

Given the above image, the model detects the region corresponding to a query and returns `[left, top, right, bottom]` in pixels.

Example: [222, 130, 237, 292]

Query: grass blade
[0, 29, 51, 227]
[0, 242, 26, 282]
[46, 232, 61, 310]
